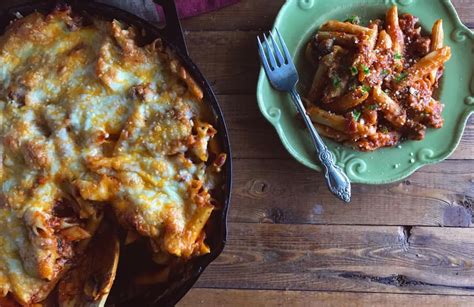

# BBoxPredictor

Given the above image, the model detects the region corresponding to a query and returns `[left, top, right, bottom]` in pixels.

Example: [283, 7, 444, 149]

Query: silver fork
[257, 29, 351, 203]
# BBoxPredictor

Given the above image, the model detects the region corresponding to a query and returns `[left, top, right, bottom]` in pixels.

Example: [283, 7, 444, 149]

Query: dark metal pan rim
[0, 1, 232, 306]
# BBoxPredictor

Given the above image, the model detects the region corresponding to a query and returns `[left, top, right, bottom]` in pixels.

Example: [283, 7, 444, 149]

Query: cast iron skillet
[0, 0, 232, 306]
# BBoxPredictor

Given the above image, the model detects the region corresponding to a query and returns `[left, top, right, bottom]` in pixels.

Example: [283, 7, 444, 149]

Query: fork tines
[257, 29, 291, 71]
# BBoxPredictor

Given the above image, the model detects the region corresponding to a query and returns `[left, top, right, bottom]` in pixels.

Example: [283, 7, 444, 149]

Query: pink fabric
[157, 0, 239, 19]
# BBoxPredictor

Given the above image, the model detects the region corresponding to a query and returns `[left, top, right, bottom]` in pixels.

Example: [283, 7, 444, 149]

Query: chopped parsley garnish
[352, 109, 362, 121]
[361, 85, 371, 93]
[395, 72, 408, 82]
[350, 66, 359, 76]
[331, 75, 341, 88]
[361, 64, 370, 75]
[380, 126, 389, 134]
[381, 69, 389, 76]
[394, 52, 402, 60]
[367, 104, 377, 110]
[344, 15, 361, 25]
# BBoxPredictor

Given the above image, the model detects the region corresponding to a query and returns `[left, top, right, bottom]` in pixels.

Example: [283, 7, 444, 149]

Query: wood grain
[185, 27, 474, 104]
[184, 31, 259, 95]
[217, 95, 474, 160]
[228, 159, 474, 227]
[182, 0, 474, 30]
[179, 289, 474, 307]
[195, 224, 474, 295]
[2, 0, 473, 29]
[183, 0, 474, 298]
[0, 0, 473, 303]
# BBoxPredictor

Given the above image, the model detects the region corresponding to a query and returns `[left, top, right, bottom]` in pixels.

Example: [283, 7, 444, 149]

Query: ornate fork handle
[289, 88, 351, 202]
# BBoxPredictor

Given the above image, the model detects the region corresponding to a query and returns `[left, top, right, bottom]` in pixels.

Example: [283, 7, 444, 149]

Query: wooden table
[177, 1, 474, 305]
[1, 0, 471, 305]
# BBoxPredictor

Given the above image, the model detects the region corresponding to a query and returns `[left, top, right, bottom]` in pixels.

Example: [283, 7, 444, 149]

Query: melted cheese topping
[1, 8, 219, 304]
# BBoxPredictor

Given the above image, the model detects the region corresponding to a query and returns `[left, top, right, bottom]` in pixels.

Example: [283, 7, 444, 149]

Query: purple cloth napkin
[157, 0, 240, 19]
[98, 1, 238, 24]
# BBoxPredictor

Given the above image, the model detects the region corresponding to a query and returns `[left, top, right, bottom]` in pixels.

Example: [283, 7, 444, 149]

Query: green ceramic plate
[256, 0, 474, 184]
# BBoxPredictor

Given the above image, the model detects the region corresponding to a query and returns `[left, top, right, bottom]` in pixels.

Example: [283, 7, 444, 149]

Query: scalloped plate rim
[256, 0, 474, 185]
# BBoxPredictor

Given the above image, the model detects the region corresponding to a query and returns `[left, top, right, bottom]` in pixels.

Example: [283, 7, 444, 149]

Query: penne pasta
[310, 45, 348, 103]
[375, 30, 393, 51]
[355, 23, 378, 82]
[307, 106, 376, 138]
[321, 20, 375, 36]
[349, 120, 377, 138]
[307, 63, 328, 103]
[163, 202, 213, 258]
[316, 31, 358, 47]
[431, 19, 444, 51]
[320, 45, 348, 65]
[1, 7, 228, 304]
[351, 130, 400, 151]
[372, 86, 406, 127]
[304, 6, 450, 151]
[305, 41, 318, 67]
[183, 204, 214, 255]
[307, 105, 348, 132]
[396, 46, 451, 88]
[367, 23, 379, 51]
[314, 123, 350, 142]
[326, 86, 369, 112]
[428, 19, 444, 85]
[386, 6, 404, 54]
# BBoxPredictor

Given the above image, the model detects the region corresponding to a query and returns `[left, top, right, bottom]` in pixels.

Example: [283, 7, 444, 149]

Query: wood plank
[181, 0, 474, 31]
[179, 288, 474, 307]
[184, 31, 259, 95]
[186, 29, 474, 97]
[228, 159, 474, 227]
[181, 0, 284, 31]
[195, 224, 474, 295]
[217, 95, 474, 160]
[2, 0, 473, 29]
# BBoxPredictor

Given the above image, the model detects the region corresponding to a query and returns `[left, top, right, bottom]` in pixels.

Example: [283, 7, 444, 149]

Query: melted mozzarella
[1, 8, 218, 304]
[0, 210, 53, 304]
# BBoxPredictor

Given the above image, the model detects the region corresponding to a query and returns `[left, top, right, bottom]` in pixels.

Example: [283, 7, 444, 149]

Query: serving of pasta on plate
[304, 5, 451, 151]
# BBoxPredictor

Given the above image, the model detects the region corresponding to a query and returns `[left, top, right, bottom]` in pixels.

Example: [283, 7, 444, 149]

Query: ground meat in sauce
[316, 38, 335, 58]
[412, 36, 431, 56]
[400, 14, 431, 59]
[304, 9, 449, 151]
[404, 119, 426, 140]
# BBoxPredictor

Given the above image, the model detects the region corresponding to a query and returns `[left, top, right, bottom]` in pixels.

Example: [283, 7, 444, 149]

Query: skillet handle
[153, 0, 188, 56]
[72, 0, 188, 55]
